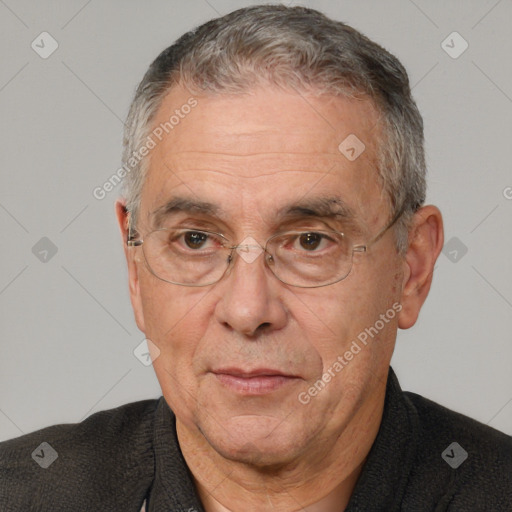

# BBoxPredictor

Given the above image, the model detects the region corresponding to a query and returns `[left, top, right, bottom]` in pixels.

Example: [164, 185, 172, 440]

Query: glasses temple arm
[364, 202, 410, 249]
[126, 215, 143, 246]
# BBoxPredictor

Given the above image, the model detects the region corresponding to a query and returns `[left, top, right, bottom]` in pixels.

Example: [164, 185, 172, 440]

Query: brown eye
[184, 231, 208, 249]
[299, 233, 323, 251]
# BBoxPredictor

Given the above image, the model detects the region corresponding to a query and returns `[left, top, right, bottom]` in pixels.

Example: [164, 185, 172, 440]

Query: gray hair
[122, 5, 426, 253]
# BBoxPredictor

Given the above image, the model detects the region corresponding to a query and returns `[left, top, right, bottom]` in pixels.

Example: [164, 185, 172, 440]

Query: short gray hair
[122, 5, 426, 253]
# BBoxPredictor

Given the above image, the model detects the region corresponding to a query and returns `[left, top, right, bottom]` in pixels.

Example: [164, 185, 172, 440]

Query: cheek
[138, 275, 216, 417]
[310, 255, 401, 363]
[138, 272, 213, 363]
[299, 278, 399, 418]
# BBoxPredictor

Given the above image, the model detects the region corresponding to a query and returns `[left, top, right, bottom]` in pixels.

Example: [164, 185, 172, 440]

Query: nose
[214, 237, 288, 337]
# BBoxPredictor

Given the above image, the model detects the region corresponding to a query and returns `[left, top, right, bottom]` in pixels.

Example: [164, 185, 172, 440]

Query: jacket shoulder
[0, 398, 160, 511]
[404, 391, 512, 510]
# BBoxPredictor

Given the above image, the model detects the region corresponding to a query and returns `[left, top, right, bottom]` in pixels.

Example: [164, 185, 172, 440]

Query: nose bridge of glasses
[233, 236, 265, 264]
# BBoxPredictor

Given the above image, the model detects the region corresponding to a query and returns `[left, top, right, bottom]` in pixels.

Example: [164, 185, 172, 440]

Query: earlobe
[398, 205, 444, 330]
[115, 199, 146, 333]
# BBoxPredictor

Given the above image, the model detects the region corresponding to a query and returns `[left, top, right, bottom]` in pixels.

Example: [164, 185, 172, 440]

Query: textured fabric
[1, 367, 511, 510]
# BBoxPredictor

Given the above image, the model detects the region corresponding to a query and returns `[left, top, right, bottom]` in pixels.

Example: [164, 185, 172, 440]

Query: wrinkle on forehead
[141, 155, 385, 230]
[149, 85, 381, 162]
[149, 150, 373, 181]
[140, 86, 388, 232]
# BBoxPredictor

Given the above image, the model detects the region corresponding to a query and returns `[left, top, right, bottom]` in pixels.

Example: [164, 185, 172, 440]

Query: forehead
[140, 84, 387, 229]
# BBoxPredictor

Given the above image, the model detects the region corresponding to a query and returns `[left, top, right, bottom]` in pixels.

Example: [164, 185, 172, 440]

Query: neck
[176, 387, 385, 512]
[195, 460, 365, 512]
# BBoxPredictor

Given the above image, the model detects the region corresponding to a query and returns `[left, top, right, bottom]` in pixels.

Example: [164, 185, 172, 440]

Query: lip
[212, 368, 300, 395]
[213, 367, 296, 378]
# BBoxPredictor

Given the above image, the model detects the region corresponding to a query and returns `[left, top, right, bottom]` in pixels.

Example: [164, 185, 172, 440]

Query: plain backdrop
[1, 0, 511, 441]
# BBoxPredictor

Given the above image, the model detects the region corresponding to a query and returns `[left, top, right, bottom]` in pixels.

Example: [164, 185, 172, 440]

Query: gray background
[1, 0, 511, 442]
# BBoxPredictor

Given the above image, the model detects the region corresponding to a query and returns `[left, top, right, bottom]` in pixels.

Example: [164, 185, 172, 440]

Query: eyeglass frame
[126, 203, 407, 288]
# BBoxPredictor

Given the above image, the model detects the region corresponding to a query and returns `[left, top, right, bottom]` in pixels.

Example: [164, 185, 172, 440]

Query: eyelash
[160, 217, 344, 238]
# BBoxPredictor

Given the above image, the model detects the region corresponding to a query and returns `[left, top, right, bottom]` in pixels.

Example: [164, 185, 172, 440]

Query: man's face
[126, 85, 406, 466]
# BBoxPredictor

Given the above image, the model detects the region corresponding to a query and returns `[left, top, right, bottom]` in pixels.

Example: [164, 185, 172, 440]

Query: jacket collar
[345, 367, 419, 511]
[146, 367, 418, 511]
[146, 398, 205, 511]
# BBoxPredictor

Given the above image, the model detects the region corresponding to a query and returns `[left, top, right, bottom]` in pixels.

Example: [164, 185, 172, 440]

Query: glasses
[127, 207, 404, 288]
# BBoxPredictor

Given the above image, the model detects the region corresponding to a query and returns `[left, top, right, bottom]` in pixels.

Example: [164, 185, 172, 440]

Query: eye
[297, 232, 324, 251]
[270, 231, 335, 253]
[295, 232, 336, 252]
[183, 231, 209, 250]
[168, 230, 225, 252]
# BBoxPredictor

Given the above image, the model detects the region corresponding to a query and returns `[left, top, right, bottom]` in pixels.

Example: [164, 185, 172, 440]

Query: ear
[115, 199, 146, 333]
[398, 205, 444, 329]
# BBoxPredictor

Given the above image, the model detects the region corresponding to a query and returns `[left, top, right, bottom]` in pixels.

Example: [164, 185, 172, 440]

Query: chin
[199, 414, 308, 469]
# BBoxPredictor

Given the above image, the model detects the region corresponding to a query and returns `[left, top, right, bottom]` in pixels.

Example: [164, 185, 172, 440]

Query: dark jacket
[1, 367, 511, 511]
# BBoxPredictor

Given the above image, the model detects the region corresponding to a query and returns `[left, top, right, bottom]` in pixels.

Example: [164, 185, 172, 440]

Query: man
[1, 5, 511, 511]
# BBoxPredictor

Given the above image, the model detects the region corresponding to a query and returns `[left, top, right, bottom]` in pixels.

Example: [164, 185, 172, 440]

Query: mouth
[212, 368, 301, 395]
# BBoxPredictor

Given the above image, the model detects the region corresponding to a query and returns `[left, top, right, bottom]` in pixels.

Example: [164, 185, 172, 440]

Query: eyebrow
[152, 197, 221, 227]
[151, 195, 360, 231]
[277, 197, 364, 235]
[277, 197, 356, 222]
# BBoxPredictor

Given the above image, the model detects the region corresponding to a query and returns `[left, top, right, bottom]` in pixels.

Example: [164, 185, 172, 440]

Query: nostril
[256, 322, 272, 333]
